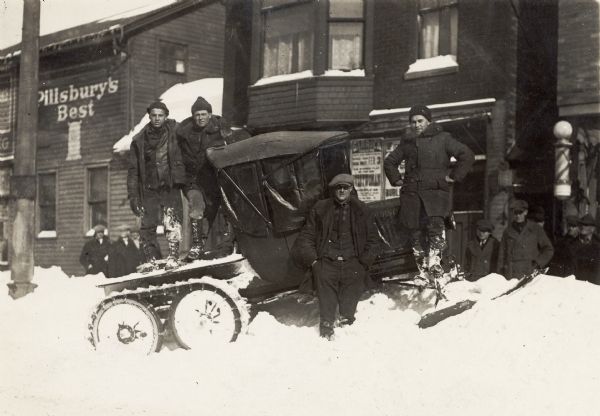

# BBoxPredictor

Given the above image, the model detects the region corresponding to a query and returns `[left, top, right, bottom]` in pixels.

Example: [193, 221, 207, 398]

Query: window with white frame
[328, 0, 364, 70]
[418, 0, 458, 59]
[262, 1, 314, 77]
[38, 172, 56, 232]
[87, 167, 108, 229]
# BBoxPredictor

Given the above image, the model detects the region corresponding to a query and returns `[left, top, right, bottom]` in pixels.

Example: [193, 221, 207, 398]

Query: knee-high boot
[165, 240, 180, 271]
[187, 218, 208, 261]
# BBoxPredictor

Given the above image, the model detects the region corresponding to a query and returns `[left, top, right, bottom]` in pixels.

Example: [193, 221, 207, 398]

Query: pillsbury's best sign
[38, 76, 119, 122]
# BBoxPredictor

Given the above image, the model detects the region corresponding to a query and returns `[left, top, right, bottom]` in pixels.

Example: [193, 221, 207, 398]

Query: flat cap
[578, 214, 597, 226]
[510, 199, 528, 211]
[93, 224, 106, 234]
[476, 219, 494, 232]
[328, 173, 354, 187]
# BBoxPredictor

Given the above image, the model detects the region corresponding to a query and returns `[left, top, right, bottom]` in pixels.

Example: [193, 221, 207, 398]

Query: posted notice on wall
[351, 138, 383, 202]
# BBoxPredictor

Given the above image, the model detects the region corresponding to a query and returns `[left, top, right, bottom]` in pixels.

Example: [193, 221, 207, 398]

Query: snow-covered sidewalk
[1, 267, 599, 416]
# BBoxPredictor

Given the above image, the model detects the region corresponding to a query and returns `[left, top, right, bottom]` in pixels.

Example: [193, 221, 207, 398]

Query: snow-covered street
[1, 267, 599, 416]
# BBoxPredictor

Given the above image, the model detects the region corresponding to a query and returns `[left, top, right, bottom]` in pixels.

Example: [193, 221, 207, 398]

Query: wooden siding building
[0, 0, 226, 276]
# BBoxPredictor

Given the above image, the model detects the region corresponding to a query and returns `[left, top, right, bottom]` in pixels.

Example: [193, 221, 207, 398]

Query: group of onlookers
[79, 224, 145, 278]
[464, 200, 599, 284]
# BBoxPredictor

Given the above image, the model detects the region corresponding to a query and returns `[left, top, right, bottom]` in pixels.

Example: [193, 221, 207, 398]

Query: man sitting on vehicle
[292, 173, 380, 340]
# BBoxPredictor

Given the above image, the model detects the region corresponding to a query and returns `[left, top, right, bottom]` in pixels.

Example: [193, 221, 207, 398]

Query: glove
[129, 198, 144, 217]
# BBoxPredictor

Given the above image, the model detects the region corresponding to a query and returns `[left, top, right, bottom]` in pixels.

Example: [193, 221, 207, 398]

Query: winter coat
[547, 235, 578, 277]
[566, 237, 600, 283]
[464, 237, 500, 280]
[79, 238, 110, 276]
[107, 237, 143, 278]
[384, 123, 474, 229]
[176, 115, 231, 195]
[499, 220, 554, 279]
[127, 119, 186, 203]
[292, 196, 381, 271]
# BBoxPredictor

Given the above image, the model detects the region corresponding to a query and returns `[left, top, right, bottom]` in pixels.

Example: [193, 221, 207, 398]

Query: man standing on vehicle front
[384, 105, 474, 284]
[177, 97, 232, 260]
[128, 101, 186, 272]
[293, 174, 380, 340]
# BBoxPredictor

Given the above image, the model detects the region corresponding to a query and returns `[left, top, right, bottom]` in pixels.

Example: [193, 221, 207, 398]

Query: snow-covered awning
[112, 78, 223, 154]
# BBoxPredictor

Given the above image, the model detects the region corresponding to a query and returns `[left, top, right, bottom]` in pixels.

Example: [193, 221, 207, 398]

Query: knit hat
[146, 101, 169, 116]
[476, 219, 494, 232]
[328, 173, 354, 188]
[408, 105, 432, 122]
[191, 96, 213, 114]
[578, 214, 597, 226]
[510, 199, 528, 211]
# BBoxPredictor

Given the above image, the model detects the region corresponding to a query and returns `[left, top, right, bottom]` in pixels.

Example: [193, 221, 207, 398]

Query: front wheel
[169, 283, 242, 349]
[90, 297, 162, 355]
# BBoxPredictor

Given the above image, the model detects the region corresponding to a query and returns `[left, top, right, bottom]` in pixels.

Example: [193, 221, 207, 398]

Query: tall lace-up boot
[186, 219, 208, 261]
[164, 240, 180, 271]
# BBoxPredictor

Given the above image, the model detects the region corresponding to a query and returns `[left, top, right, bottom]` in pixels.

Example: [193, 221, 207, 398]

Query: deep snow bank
[1, 268, 599, 416]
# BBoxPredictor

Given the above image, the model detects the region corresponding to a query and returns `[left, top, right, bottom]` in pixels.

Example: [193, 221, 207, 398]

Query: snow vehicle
[89, 131, 419, 354]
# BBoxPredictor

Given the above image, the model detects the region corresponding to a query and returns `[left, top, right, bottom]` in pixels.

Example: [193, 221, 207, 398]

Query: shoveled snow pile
[1, 267, 599, 416]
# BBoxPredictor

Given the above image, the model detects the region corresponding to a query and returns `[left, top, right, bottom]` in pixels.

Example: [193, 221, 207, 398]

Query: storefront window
[38, 172, 56, 232]
[87, 167, 107, 229]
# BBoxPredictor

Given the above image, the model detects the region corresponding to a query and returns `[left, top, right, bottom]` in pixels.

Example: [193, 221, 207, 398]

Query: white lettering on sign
[38, 77, 118, 122]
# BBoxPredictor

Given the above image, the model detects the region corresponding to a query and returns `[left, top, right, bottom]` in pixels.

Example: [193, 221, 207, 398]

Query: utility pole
[7, 0, 40, 299]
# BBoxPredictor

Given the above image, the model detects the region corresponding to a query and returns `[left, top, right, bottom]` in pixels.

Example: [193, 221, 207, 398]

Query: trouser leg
[161, 188, 183, 270]
[314, 259, 339, 336]
[338, 259, 366, 324]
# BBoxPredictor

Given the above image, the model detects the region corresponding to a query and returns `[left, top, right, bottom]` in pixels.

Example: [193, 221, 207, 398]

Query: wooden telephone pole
[7, 0, 40, 298]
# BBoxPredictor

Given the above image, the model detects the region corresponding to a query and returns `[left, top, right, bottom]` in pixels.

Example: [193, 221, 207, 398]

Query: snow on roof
[253, 68, 366, 87]
[112, 78, 223, 153]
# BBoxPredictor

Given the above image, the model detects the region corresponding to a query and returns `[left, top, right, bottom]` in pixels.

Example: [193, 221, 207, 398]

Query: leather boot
[186, 219, 207, 261]
[137, 243, 159, 273]
[165, 240, 180, 271]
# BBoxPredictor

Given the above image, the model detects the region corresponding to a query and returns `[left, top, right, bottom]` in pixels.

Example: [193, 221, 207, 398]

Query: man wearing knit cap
[292, 173, 380, 340]
[384, 104, 474, 285]
[498, 199, 554, 279]
[127, 100, 186, 272]
[177, 96, 232, 260]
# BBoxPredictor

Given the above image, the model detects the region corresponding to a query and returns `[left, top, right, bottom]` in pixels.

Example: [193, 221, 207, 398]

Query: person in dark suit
[79, 224, 110, 276]
[108, 225, 142, 278]
[293, 174, 381, 340]
[464, 219, 500, 281]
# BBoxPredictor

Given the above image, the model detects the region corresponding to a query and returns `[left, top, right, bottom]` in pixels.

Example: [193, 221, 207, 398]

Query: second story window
[159, 40, 187, 93]
[328, 0, 364, 70]
[262, 1, 314, 77]
[87, 167, 107, 230]
[38, 173, 56, 232]
[418, 0, 458, 59]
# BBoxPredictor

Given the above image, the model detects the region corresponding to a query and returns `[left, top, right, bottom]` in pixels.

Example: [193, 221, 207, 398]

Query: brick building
[222, 0, 559, 264]
[555, 0, 600, 225]
[0, 0, 226, 276]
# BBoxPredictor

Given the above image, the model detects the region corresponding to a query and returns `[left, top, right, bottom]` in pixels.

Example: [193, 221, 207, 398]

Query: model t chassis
[89, 131, 416, 353]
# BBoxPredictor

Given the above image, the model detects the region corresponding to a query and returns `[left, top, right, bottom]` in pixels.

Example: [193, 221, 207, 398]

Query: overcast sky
[0, 0, 175, 50]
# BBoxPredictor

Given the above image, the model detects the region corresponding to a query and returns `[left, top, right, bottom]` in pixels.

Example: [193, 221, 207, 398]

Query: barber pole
[552, 120, 573, 200]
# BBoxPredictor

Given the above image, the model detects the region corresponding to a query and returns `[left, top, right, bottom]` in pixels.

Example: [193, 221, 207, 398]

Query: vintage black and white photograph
[1, 0, 599, 414]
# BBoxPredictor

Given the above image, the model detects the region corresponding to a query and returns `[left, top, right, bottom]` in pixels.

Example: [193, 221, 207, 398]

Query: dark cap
[510, 199, 528, 211]
[146, 101, 169, 116]
[328, 173, 354, 188]
[476, 219, 494, 232]
[191, 96, 213, 114]
[566, 215, 579, 226]
[578, 214, 597, 226]
[93, 224, 106, 235]
[408, 105, 432, 122]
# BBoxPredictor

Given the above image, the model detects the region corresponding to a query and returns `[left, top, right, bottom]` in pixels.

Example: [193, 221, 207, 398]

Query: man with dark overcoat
[293, 173, 381, 340]
[499, 199, 554, 279]
[566, 214, 600, 283]
[127, 101, 186, 271]
[464, 219, 500, 281]
[176, 97, 232, 260]
[384, 105, 474, 282]
[79, 224, 110, 276]
[548, 214, 579, 276]
[108, 225, 142, 278]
